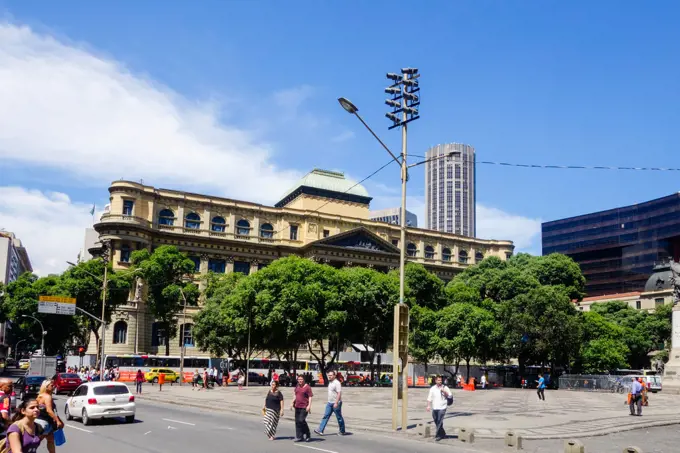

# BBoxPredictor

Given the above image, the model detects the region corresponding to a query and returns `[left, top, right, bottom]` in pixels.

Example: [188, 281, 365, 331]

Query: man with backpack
[426, 375, 452, 441]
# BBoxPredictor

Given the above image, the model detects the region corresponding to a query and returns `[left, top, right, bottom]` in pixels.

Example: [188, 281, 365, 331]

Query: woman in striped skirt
[263, 380, 284, 440]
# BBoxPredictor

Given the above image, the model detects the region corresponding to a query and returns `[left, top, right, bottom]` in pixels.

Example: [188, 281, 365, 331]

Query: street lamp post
[339, 68, 450, 431]
[14, 339, 27, 361]
[178, 286, 189, 386]
[21, 315, 46, 376]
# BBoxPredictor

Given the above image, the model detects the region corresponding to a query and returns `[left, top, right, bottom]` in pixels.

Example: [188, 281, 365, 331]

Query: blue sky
[1, 0, 679, 274]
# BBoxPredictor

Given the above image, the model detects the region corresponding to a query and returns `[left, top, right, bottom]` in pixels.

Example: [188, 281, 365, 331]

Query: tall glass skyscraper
[542, 193, 680, 296]
[424, 143, 476, 237]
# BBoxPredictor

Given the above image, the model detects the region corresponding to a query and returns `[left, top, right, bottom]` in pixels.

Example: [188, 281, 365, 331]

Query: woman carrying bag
[262, 381, 284, 440]
[35, 380, 63, 453]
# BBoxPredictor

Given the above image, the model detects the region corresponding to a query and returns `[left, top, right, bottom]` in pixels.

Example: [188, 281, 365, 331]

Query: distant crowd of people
[65, 366, 121, 382]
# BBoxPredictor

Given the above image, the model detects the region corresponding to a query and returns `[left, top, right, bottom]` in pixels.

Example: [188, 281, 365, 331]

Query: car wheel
[175, 377, 180, 384]
[65, 405, 73, 421]
[125, 415, 135, 424]
[152, 377, 159, 384]
[82, 409, 91, 426]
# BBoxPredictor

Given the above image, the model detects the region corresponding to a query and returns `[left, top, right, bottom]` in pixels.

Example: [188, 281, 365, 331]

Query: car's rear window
[93, 385, 130, 395]
[26, 377, 45, 384]
[60, 374, 79, 379]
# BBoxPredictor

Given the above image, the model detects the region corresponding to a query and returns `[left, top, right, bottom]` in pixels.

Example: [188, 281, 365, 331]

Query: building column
[226, 256, 234, 274]
[250, 260, 259, 274]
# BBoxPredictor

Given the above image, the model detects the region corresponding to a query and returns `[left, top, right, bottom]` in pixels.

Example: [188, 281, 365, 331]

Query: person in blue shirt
[629, 377, 643, 416]
[536, 374, 546, 401]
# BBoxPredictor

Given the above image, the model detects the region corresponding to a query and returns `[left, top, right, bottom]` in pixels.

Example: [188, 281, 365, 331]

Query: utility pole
[99, 242, 110, 378]
[386, 68, 420, 431]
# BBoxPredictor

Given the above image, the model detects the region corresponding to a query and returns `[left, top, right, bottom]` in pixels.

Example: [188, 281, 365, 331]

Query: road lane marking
[167, 426, 177, 430]
[162, 418, 195, 426]
[66, 424, 93, 433]
[144, 431, 152, 435]
[295, 445, 338, 453]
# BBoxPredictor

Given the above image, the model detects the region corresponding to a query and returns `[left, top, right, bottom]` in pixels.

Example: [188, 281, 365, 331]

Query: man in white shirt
[314, 370, 346, 436]
[426, 375, 451, 441]
[481, 374, 487, 389]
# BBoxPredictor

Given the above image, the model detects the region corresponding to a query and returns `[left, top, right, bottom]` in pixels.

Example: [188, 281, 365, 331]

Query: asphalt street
[57, 398, 485, 453]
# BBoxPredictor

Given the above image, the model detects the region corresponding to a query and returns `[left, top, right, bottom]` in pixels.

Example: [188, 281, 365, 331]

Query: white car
[64, 382, 135, 425]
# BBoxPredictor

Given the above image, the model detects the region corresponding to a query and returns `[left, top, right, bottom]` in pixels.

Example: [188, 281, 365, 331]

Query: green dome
[275, 169, 371, 207]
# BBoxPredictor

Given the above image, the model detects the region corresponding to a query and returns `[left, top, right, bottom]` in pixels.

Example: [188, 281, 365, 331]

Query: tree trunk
[466, 358, 471, 381]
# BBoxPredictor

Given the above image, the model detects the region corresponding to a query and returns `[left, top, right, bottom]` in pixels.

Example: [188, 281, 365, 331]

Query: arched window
[236, 219, 250, 236]
[188, 256, 200, 273]
[184, 212, 201, 229]
[475, 251, 484, 263]
[407, 243, 417, 257]
[179, 324, 194, 347]
[120, 244, 131, 263]
[113, 321, 127, 344]
[260, 223, 274, 239]
[158, 209, 175, 226]
[442, 248, 452, 262]
[151, 322, 166, 346]
[425, 245, 435, 259]
[459, 250, 469, 264]
[211, 216, 226, 232]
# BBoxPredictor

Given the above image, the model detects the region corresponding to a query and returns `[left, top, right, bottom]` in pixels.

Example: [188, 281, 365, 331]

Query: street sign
[38, 295, 76, 315]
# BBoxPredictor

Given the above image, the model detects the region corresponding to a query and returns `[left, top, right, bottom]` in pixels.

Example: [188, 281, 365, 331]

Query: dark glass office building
[542, 193, 680, 296]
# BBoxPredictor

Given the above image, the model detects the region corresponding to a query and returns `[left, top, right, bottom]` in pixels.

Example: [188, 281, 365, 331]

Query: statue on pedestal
[670, 260, 680, 304]
[134, 277, 144, 302]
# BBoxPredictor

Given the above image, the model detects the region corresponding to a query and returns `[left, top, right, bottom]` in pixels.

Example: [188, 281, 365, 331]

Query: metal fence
[558, 374, 634, 393]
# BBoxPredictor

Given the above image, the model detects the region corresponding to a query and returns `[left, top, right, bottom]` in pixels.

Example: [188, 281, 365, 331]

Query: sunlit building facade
[91, 169, 514, 357]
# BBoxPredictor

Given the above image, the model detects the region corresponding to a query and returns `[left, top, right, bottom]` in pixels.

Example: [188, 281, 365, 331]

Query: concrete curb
[134, 392, 680, 440]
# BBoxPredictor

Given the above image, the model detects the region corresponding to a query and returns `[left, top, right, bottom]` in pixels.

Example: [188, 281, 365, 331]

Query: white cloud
[476, 204, 542, 253]
[273, 85, 315, 114]
[370, 187, 541, 253]
[0, 187, 94, 276]
[0, 22, 309, 276]
[0, 23, 299, 203]
[330, 130, 355, 143]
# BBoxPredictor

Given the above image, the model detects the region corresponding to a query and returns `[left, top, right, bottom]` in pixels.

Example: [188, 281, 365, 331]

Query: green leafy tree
[408, 305, 440, 370]
[436, 302, 502, 379]
[396, 263, 446, 310]
[0, 273, 79, 355]
[131, 246, 198, 355]
[523, 253, 586, 300]
[340, 267, 399, 379]
[59, 259, 133, 357]
[500, 285, 581, 375]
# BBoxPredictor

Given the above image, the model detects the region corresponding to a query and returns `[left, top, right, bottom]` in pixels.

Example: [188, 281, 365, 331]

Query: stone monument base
[663, 351, 680, 394]
[663, 306, 680, 394]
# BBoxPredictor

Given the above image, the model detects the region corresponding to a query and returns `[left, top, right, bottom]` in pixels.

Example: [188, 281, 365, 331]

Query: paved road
[59, 399, 486, 453]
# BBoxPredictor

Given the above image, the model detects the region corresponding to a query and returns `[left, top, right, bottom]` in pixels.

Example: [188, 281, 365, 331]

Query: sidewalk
[131, 383, 680, 440]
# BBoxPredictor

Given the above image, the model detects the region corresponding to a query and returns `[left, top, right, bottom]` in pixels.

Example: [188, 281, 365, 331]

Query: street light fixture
[21, 315, 46, 376]
[336, 67, 422, 432]
[66, 240, 110, 379]
[178, 277, 193, 387]
[14, 339, 27, 362]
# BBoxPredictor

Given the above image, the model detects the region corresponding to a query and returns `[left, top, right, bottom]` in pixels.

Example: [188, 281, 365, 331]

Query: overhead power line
[410, 155, 680, 172]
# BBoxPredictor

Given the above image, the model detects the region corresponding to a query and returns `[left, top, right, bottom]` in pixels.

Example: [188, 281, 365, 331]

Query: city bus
[103, 354, 234, 382]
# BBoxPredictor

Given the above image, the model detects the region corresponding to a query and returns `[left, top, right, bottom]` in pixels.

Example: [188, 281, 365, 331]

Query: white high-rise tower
[424, 143, 476, 236]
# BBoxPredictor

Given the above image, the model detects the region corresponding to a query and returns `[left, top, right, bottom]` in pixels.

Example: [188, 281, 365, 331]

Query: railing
[98, 214, 152, 228]
[558, 374, 633, 392]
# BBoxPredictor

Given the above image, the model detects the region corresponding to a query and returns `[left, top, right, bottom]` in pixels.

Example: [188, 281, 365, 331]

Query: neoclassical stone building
[91, 169, 514, 357]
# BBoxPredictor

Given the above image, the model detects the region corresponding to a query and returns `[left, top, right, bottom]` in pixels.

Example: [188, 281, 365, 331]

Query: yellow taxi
[144, 368, 180, 383]
[19, 359, 30, 370]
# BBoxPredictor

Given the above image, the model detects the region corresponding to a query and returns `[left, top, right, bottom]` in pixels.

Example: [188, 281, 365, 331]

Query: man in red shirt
[292, 375, 313, 442]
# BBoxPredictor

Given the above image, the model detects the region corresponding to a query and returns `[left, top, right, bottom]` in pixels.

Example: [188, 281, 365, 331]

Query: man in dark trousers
[629, 377, 643, 416]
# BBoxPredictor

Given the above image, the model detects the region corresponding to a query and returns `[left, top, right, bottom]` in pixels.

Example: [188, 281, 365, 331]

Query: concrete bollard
[564, 439, 585, 453]
[504, 430, 522, 450]
[416, 423, 431, 438]
[622, 448, 643, 453]
[458, 427, 475, 444]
